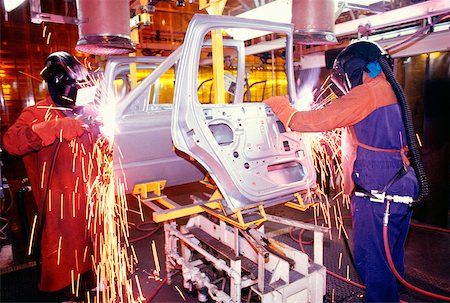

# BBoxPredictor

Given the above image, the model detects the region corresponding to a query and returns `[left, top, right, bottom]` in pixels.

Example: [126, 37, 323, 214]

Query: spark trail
[84, 74, 146, 302]
[295, 69, 350, 239]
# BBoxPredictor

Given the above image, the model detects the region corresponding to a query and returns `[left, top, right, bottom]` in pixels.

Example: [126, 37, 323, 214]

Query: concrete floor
[1, 182, 449, 302]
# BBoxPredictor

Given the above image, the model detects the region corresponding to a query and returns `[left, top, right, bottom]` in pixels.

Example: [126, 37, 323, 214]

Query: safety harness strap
[350, 127, 413, 204]
[356, 141, 410, 168]
[349, 127, 410, 168]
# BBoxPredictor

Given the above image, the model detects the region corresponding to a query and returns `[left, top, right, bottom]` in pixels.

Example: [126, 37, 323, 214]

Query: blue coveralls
[265, 72, 420, 303]
[351, 103, 418, 302]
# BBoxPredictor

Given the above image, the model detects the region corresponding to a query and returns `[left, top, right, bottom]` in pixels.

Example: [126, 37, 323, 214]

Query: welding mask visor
[330, 40, 387, 95]
[41, 51, 89, 108]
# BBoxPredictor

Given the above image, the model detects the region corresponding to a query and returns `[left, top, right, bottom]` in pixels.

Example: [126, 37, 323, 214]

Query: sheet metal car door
[172, 15, 317, 213]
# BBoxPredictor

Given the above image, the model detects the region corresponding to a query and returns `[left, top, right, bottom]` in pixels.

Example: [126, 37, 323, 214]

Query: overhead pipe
[291, 0, 337, 44]
[75, 0, 135, 55]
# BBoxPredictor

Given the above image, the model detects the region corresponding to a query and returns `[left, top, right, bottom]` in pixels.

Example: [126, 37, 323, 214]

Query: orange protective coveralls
[289, 73, 397, 194]
[3, 95, 98, 292]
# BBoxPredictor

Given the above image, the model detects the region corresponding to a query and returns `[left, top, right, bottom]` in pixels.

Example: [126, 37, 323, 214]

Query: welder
[264, 40, 427, 302]
[2, 51, 99, 301]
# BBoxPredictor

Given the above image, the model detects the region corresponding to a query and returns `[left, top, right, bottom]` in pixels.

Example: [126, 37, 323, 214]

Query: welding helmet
[331, 40, 392, 94]
[41, 51, 89, 108]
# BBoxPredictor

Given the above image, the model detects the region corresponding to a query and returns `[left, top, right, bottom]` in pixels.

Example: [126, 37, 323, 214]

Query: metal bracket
[30, 0, 81, 25]
[284, 191, 317, 211]
[133, 181, 267, 229]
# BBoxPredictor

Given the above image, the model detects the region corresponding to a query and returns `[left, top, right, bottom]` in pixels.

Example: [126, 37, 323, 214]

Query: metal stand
[134, 180, 327, 302]
[164, 214, 327, 303]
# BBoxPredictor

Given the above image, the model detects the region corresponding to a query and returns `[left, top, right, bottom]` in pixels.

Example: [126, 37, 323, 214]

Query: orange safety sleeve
[289, 74, 397, 132]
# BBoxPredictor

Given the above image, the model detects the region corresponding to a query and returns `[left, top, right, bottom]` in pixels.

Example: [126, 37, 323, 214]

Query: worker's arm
[264, 74, 397, 133]
[289, 85, 377, 132]
[3, 107, 86, 156]
[2, 108, 44, 156]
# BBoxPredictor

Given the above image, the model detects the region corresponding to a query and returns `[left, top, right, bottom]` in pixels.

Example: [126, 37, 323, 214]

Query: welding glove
[263, 95, 298, 129]
[32, 117, 86, 147]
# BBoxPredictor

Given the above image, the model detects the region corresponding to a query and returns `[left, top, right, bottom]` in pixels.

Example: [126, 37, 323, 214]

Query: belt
[355, 190, 413, 205]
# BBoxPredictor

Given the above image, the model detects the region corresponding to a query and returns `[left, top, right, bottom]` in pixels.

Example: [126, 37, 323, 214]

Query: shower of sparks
[28, 215, 38, 255]
[175, 285, 187, 301]
[151, 240, 161, 277]
[415, 133, 422, 147]
[76, 273, 81, 297]
[86, 131, 143, 302]
[57, 236, 62, 265]
[72, 270, 75, 294]
[135, 275, 146, 301]
[295, 69, 350, 239]
[40, 161, 46, 188]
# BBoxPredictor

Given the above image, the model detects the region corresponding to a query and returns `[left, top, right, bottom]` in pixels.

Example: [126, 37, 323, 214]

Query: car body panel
[172, 15, 316, 213]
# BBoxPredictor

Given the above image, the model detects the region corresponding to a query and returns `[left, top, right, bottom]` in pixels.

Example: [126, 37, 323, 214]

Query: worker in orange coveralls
[3, 51, 100, 302]
[264, 41, 427, 303]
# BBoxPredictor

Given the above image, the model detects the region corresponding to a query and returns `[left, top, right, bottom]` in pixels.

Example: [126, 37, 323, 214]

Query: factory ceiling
[0, 0, 448, 111]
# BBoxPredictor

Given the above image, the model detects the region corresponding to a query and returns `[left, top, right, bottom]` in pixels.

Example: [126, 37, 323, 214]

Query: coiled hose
[378, 58, 428, 203]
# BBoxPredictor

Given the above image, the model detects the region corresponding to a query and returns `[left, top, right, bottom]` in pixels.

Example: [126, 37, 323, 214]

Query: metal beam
[335, 0, 450, 37]
[296, 29, 450, 70]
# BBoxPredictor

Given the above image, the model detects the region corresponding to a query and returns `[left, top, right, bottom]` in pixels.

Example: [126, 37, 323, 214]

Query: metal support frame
[133, 181, 267, 229]
[164, 213, 327, 302]
[134, 176, 327, 302]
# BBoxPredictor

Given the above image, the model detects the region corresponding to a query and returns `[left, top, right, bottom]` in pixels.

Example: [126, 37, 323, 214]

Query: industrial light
[3, 0, 26, 12]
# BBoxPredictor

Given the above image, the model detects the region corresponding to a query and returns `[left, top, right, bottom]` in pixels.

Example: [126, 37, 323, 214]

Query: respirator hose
[378, 58, 428, 203]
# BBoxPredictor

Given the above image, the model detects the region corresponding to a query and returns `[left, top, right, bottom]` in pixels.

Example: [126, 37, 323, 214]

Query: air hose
[378, 58, 428, 203]
[382, 200, 450, 302]
[292, 214, 450, 301]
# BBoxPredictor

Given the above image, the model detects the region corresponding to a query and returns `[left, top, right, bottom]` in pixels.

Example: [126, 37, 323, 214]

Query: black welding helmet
[41, 51, 89, 108]
[331, 40, 392, 94]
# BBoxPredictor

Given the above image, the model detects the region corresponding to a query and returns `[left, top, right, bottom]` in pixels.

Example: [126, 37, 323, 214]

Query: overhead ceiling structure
[0, 0, 449, 110]
[23, 0, 450, 58]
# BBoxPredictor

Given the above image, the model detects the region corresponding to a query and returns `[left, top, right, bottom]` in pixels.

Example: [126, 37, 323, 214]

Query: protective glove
[263, 95, 298, 129]
[32, 117, 86, 146]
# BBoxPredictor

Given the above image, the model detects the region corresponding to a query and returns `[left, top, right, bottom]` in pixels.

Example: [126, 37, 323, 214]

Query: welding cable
[293, 212, 450, 300]
[289, 228, 313, 245]
[145, 276, 168, 303]
[290, 223, 366, 291]
[383, 201, 450, 302]
[289, 215, 357, 268]
[129, 222, 161, 244]
[410, 222, 450, 234]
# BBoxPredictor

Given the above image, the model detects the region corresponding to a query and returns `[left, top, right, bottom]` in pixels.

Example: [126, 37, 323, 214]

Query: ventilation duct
[292, 0, 337, 45]
[75, 0, 135, 55]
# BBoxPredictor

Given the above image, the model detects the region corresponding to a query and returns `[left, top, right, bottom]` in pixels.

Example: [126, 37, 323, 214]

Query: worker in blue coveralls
[264, 40, 427, 303]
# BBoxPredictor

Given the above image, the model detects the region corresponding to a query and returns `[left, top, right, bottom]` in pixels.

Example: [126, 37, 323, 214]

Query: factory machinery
[102, 1, 450, 299]
[106, 13, 330, 302]
[133, 181, 327, 303]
